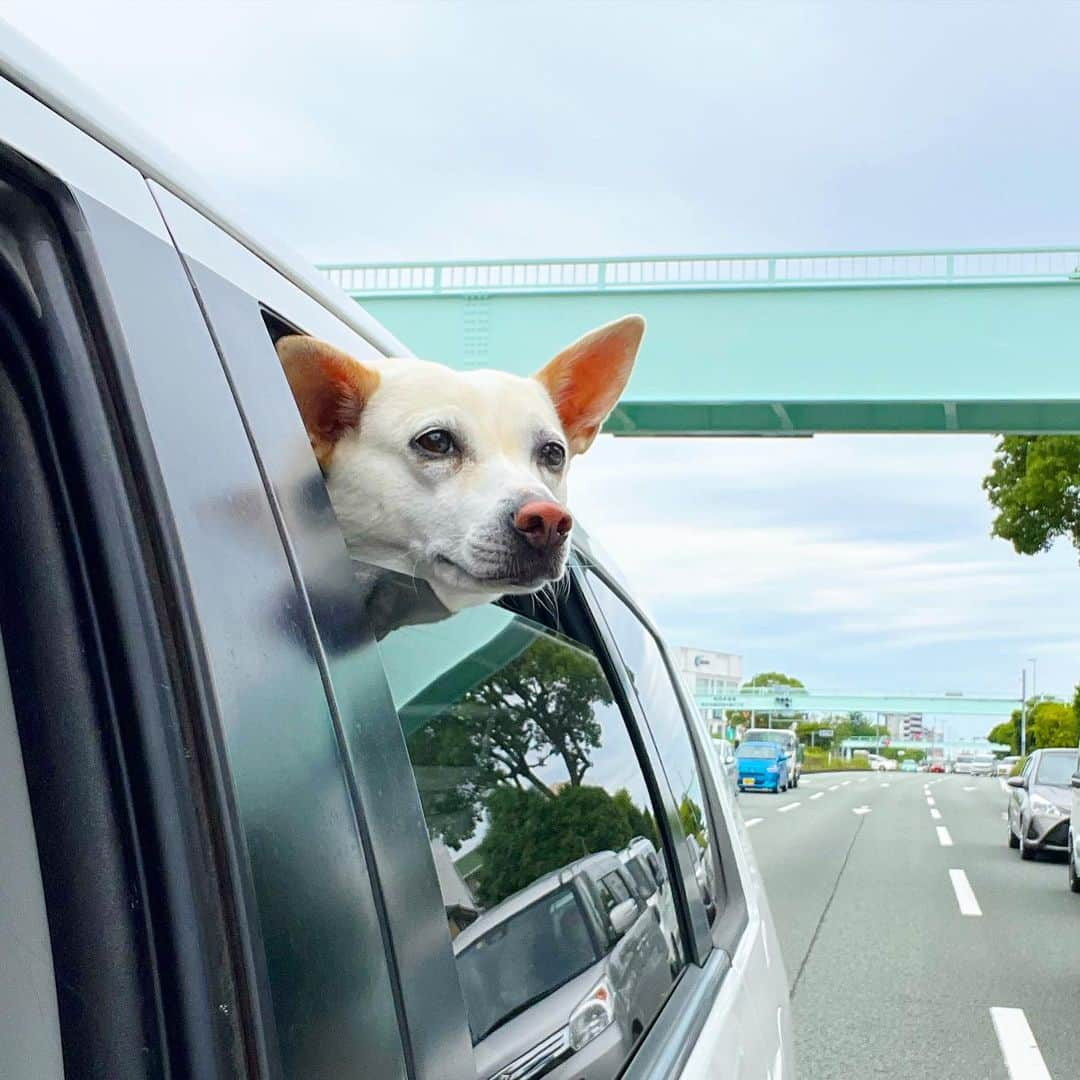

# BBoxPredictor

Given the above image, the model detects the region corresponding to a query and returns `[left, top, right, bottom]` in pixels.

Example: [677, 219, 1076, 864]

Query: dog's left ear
[277, 335, 381, 467]
[534, 315, 644, 455]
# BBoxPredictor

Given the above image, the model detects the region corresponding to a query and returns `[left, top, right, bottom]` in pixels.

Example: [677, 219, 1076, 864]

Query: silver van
[0, 21, 792, 1080]
[453, 852, 672, 1079]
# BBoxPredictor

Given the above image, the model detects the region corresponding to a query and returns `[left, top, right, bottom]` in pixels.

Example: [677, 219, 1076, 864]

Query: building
[883, 713, 925, 741]
[672, 646, 743, 736]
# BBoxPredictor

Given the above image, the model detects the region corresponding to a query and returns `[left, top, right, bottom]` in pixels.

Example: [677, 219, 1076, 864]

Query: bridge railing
[319, 245, 1080, 297]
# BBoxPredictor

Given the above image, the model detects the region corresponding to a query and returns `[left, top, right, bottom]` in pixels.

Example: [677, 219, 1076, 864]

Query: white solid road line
[990, 1007, 1052, 1080]
[777, 802, 801, 814]
[931, 808, 942, 820]
[948, 868, 982, 916]
[936, 826, 954, 847]
[810, 791, 825, 800]
[829, 785, 840, 791]
[746, 817, 764, 828]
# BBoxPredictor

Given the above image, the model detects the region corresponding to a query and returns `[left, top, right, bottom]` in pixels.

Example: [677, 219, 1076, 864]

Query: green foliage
[678, 795, 706, 847]
[1030, 701, 1080, 750]
[742, 671, 805, 689]
[405, 635, 611, 848]
[988, 698, 1080, 756]
[982, 435, 1080, 558]
[475, 784, 647, 907]
[987, 720, 1019, 754]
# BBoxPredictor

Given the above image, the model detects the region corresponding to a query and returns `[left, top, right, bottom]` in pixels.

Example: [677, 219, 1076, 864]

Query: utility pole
[1020, 668, 1027, 758]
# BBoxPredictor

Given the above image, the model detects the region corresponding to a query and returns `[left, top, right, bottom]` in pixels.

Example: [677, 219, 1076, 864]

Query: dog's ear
[534, 315, 644, 455]
[277, 335, 380, 467]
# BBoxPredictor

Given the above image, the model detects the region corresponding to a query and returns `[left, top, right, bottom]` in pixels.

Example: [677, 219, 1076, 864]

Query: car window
[585, 572, 725, 924]
[1035, 752, 1078, 787]
[378, 601, 684, 1072]
[624, 856, 657, 899]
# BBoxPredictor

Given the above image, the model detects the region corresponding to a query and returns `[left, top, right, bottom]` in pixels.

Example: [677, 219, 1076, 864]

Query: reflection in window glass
[586, 573, 724, 922]
[379, 604, 683, 1077]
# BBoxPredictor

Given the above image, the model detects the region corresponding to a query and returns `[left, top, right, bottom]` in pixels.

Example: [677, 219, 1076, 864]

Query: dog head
[278, 315, 643, 610]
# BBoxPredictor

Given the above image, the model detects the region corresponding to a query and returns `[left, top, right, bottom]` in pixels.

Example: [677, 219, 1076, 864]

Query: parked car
[1007, 748, 1078, 860]
[866, 753, 897, 772]
[997, 755, 1022, 777]
[899, 760, 918, 773]
[970, 753, 996, 777]
[453, 852, 672, 1079]
[740, 728, 801, 787]
[0, 25, 793, 1079]
[1068, 758, 1080, 894]
[736, 741, 790, 793]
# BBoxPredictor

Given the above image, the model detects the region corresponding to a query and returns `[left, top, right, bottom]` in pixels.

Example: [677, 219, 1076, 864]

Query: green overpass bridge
[322, 246, 1080, 436]
[694, 687, 1019, 718]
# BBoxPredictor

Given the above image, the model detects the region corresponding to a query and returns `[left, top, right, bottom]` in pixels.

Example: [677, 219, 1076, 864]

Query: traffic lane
[928, 774, 1080, 1078]
[740, 771, 897, 994]
[786, 771, 1015, 1079]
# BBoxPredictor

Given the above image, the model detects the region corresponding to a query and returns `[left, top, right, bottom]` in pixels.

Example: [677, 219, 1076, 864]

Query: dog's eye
[414, 428, 456, 455]
[539, 441, 566, 470]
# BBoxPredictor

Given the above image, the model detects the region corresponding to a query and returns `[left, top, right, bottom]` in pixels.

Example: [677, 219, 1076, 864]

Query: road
[742, 770, 1079, 1079]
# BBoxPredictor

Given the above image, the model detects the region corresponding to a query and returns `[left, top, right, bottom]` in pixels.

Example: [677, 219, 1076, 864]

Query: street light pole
[1028, 657, 1037, 704]
[1020, 667, 1027, 758]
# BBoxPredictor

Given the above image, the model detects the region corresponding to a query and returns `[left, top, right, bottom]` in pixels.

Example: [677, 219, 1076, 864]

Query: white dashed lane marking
[990, 1007, 1052, 1080]
[841, 781, 852, 787]
[746, 818, 763, 828]
[931, 808, 942, 820]
[829, 785, 840, 791]
[777, 802, 801, 814]
[927, 796, 936, 807]
[949, 869, 982, 916]
[810, 792, 824, 801]
[936, 826, 954, 847]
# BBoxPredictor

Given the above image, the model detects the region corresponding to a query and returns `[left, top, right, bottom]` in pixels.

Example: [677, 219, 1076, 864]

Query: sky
[7, 1, 1080, 732]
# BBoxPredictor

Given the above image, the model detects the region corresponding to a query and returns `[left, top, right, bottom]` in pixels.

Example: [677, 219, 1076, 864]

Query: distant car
[1007, 748, 1078, 860]
[866, 754, 897, 772]
[970, 753, 996, 777]
[740, 728, 801, 788]
[453, 851, 672, 1079]
[900, 760, 918, 773]
[736, 741, 790, 793]
[953, 753, 975, 775]
[997, 755, 1022, 777]
[928, 761, 946, 774]
[713, 738, 738, 794]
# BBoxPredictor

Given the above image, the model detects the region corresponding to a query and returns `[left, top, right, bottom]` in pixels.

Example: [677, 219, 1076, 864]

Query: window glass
[1035, 752, 1077, 787]
[586, 572, 724, 923]
[379, 602, 684, 1073]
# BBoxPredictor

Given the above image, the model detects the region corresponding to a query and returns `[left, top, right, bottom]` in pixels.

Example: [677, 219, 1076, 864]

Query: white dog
[277, 315, 643, 612]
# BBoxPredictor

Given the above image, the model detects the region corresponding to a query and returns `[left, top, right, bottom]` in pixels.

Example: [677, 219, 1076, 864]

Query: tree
[730, 671, 806, 729]
[405, 635, 611, 848]
[987, 719, 1019, 754]
[1030, 701, 1080, 750]
[982, 435, 1080, 559]
[475, 784, 649, 907]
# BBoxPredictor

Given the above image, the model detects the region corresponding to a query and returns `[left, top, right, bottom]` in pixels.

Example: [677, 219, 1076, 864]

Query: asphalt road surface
[743, 770, 1079, 1079]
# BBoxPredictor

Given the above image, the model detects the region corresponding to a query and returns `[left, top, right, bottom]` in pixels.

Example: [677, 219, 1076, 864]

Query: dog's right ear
[277, 335, 380, 467]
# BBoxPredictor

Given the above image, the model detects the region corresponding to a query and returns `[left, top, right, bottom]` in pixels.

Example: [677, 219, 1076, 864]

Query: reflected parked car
[713, 738, 738, 794]
[619, 837, 680, 975]
[453, 851, 672, 1080]
[1007, 748, 1078, 860]
[997, 755, 1022, 777]
[736, 741, 790, 793]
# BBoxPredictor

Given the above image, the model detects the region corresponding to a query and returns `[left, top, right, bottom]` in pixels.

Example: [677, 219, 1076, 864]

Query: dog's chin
[432, 553, 566, 596]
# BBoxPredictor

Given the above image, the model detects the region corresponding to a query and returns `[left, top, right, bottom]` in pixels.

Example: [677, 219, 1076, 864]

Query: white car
[867, 753, 898, 772]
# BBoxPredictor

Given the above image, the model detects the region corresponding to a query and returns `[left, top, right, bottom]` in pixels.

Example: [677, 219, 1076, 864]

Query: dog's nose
[513, 500, 573, 550]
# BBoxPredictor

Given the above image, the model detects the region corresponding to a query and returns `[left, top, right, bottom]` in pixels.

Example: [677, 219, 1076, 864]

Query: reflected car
[713, 737, 738, 794]
[619, 837, 680, 975]
[453, 851, 672, 1080]
[1007, 748, 1078, 860]
[736, 741, 789, 793]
